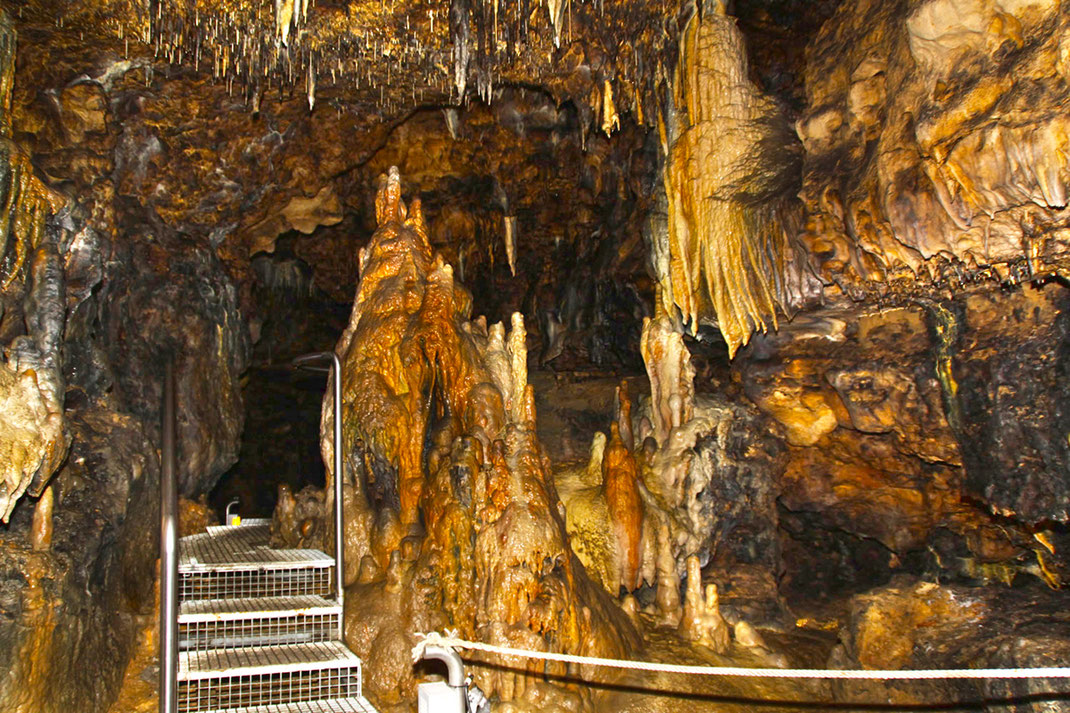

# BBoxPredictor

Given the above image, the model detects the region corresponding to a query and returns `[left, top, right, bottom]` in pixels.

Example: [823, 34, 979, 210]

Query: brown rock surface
[324, 167, 638, 705]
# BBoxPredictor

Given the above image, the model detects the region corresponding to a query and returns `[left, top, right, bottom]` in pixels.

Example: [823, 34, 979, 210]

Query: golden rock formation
[797, 0, 1070, 295]
[0, 10, 69, 522]
[323, 167, 638, 705]
[30, 484, 53, 551]
[658, 2, 814, 357]
[678, 555, 730, 653]
[602, 423, 643, 593]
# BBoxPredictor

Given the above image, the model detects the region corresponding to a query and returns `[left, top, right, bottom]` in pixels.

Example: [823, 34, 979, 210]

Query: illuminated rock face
[328, 168, 638, 705]
[0, 13, 70, 523]
[657, 4, 819, 357]
[797, 0, 1070, 294]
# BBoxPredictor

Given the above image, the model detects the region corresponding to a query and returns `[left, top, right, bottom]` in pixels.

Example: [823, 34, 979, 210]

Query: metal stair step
[179, 641, 360, 680]
[205, 518, 273, 536]
[180, 526, 333, 573]
[178, 642, 363, 712]
[179, 526, 334, 600]
[179, 595, 341, 621]
[178, 596, 341, 651]
[199, 696, 379, 713]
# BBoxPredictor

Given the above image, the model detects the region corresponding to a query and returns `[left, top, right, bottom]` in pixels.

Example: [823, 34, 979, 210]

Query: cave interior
[2, 0, 1070, 710]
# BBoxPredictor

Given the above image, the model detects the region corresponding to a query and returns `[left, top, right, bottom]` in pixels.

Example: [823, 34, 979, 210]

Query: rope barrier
[412, 632, 1070, 681]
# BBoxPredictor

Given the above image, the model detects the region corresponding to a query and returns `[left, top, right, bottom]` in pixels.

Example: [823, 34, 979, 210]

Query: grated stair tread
[180, 525, 333, 573]
[199, 697, 379, 713]
[206, 519, 273, 536]
[179, 641, 360, 681]
[179, 595, 340, 622]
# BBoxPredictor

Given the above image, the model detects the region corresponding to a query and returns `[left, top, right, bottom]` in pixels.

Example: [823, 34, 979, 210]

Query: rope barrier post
[415, 639, 468, 713]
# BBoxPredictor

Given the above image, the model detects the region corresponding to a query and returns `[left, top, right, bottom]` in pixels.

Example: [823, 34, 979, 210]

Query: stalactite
[657, 5, 802, 357]
[449, 0, 470, 99]
[503, 215, 517, 277]
[601, 78, 619, 136]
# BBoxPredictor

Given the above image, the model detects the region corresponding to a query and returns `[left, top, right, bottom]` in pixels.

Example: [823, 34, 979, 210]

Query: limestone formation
[3, 0, 1070, 711]
[658, 3, 818, 357]
[797, 0, 1070, 298]
[0, 11, 70, 523]
[679, 555, 730, 653]
[30, 485, 53, 551]
[325, 167, 638, 705]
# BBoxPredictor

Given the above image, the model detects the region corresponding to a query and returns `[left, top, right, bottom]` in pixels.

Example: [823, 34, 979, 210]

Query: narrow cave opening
[209, 233, 351, 518]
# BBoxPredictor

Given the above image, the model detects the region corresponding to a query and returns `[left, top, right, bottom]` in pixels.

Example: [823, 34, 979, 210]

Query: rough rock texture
[325, 168, 638, 706]
[797, 0, 1070, 296]
[951, 287, 1070, 523]
[0, 12, 70, 522]
[831, 577, 1070, 711]
[737, 288, 1069, 602]
[658, 3, 817, 357]
[0, 8, 250, 711]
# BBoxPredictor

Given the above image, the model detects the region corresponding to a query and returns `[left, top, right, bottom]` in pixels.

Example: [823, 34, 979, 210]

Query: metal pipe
[420, 644, 466, 688]
[292, 351, 344, 640]
[159, 360, 178, 713]
[225, 498, 240, 525]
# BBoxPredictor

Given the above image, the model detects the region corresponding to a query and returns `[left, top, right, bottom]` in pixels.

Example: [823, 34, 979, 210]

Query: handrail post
[330, 351, 344, 639]
[293, 351, 345, 640]
[159, 360, 178, 713]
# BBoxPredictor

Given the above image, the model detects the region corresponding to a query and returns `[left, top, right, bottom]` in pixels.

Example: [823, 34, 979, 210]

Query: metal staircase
[175, 520, 377, 713]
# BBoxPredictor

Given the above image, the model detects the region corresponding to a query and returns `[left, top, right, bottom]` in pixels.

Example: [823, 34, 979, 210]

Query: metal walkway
[176, 522, 377, 713]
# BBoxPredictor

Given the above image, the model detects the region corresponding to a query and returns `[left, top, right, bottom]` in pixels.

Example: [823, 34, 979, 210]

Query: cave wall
[736, 290, 1070, 599]
[0, 8, 249, 711]
[796, 0, 1070, 294]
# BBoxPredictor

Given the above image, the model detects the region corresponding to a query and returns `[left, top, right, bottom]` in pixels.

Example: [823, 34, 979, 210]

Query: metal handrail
[292, 351, 344, 641]
[159, 360, 178, 713]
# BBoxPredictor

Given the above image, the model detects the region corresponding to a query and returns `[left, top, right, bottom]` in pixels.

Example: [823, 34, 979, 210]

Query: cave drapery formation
[1, 0, 1070, 711]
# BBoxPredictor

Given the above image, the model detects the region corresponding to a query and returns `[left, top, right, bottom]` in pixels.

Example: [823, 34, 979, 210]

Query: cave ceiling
[4, 0, 1070, 353]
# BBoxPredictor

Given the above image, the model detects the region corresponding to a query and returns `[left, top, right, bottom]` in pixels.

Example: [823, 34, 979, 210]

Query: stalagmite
[602, 423, 642, 591]
[615, 379, 634, 451]
[327, 167, 638, 705]
[640, 315, 695, 446]
[654, 521, 681, 625]
[30, 485, 53, 552]
[679, 554, 730, 652]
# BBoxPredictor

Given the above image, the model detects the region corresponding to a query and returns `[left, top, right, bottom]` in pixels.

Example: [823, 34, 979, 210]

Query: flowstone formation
[797, 0, 1070, 295]
[557, 314, 787, 626]
[323, 167, 638, 706]
[657, 1, 819, 357]
[0, 8, 250, 711]
[0, 11, 69, 523]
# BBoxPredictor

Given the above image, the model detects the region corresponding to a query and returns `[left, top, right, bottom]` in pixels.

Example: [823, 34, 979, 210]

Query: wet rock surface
[2, 0, 1070, 710]
[831, 577, 1070, 711]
